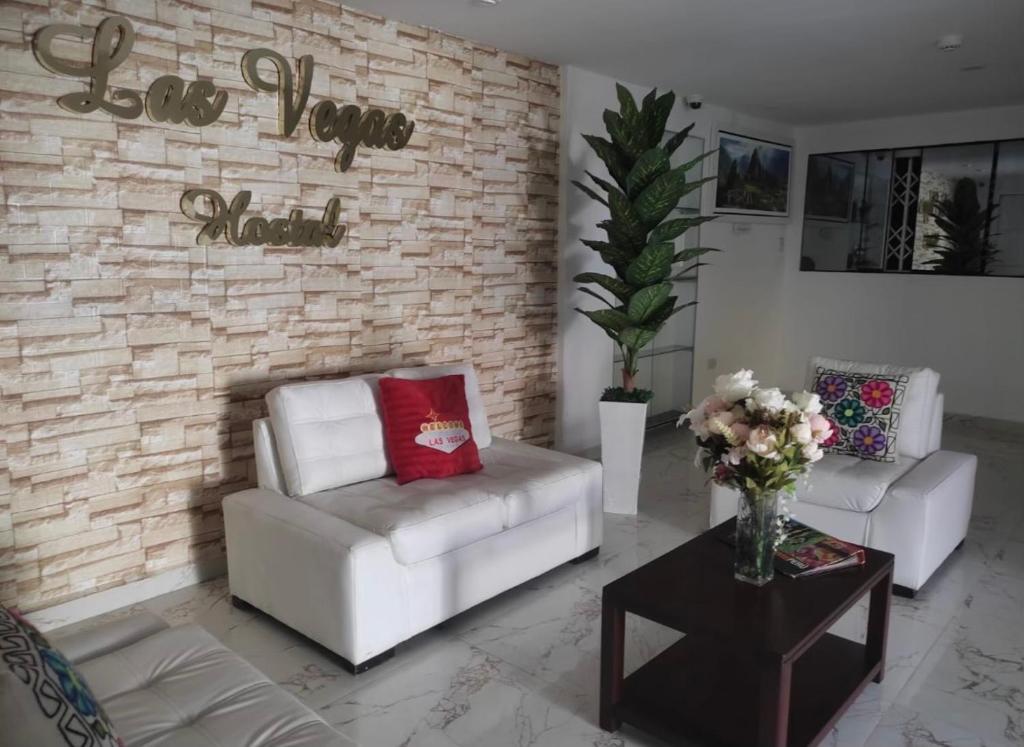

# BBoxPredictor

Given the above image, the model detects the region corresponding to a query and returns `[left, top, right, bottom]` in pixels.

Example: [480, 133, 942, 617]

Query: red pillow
[378, 374, 483, 485]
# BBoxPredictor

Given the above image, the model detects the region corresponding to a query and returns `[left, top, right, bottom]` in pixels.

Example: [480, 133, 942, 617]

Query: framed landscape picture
[805, 154, 855, 222]
[715, 130, 792, 217]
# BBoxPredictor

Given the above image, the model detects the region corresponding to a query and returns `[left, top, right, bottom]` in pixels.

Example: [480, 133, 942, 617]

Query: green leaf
[572, 179, 607, 207]
[627, 282, 672, 323]
[581, 239, 635, 271]
[646, 91, 675, 148]
[604, 108, 645, 160]
[625, 242, 674, 285]
[608, 189, 648, 247]
[619, 326, 658, 352]
[672, 246, 718, 263]
[599, 220, 644, 255]
[663, 123, 695, 157]
[616, 83, 640, 127]
[576, 307, 632, 336]
[581, 134, 629, 189]
[647, 297, 696, 325]
[670, 262, 706, 279]
[586, 170, 616, 194]
[574, 272, 634, 302]
[634, 169, 715, 227]
[677, 148, 717, 175]
[646, 298, 692, 327]
[648, 218, 696, 244]
[577, 287, 616, 308]
[637, 174, 716, 226]
[626, 148, 670, 198]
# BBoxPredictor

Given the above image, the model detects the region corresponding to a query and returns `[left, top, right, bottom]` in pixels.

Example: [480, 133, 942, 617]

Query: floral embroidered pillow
[0, 606, 124, 747]
[813, 367, 908, 462]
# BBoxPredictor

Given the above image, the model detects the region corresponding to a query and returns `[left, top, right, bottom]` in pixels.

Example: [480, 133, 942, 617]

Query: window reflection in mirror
[915, 142, 995, 274]
[800, 138, 1024, 277]
[992, 140, 1024, 277]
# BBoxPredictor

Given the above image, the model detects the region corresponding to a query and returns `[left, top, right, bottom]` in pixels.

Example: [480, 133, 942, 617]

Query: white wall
[781, 105, 1024, 422]
[556, 65, 794, 453]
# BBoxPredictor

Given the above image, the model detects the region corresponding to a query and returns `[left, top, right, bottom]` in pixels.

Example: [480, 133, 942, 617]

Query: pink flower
[809, 413, 833, 443]
[729, 422, 751, 444]
[704, 396, 729, 415]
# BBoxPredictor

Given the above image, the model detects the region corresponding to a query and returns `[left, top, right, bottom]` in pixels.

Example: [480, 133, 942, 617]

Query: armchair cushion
[794, 454, 919, 512]
[813, 367, 908, 462]
[807, 357, 940, 459]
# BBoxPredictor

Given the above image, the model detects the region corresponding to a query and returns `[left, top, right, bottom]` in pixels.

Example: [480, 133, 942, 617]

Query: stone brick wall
[0, 0, 560, 611]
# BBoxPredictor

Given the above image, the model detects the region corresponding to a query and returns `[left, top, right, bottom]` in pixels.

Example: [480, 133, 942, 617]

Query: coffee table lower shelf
[613, 632, 878, 747]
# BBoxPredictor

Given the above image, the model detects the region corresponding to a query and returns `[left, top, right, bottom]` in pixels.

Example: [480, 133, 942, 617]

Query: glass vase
[734, 490, 780, 586]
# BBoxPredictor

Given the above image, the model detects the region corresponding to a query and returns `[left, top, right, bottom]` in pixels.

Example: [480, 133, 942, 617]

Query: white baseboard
[27, 557, 227, 632]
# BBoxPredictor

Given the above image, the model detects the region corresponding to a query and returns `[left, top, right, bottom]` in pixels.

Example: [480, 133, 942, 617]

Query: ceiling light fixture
[936, 34, 963, 51]
[474, 0, 501, 5]
[960, 64, 986, 72]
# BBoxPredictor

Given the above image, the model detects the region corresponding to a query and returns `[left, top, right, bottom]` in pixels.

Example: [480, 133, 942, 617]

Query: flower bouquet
[680, 369, 834, 585]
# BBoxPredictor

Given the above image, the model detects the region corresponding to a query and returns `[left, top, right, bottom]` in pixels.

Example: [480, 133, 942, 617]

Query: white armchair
[710, 357, 977, 596]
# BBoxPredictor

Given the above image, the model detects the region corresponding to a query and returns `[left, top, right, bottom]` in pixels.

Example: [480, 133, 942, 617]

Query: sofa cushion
[481, 438, 603, 527]
[267, 375, 390, 496]
[387, 363, 492, 448]
[806, 357, 940, 460]
[298, 476, 506, 565]
[795, 454, 919, 512]
[378, 374, 482, 485]
[296, 437, 600, 564]
[0, 605, 123, 747]
[77, 623, 352, 747]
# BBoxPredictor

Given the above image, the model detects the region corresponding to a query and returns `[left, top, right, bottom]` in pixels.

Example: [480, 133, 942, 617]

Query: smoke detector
[936, 34, 963, 51]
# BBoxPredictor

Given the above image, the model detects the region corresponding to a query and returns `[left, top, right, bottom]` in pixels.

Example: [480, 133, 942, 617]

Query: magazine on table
[773, 519, 866, 578]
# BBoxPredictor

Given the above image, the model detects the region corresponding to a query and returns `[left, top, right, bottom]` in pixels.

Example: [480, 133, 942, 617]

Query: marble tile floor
[54, 415, 1024, 747]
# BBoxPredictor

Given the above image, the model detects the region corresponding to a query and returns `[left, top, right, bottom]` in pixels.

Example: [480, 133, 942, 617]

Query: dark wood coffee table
[600, 518, 894, 747]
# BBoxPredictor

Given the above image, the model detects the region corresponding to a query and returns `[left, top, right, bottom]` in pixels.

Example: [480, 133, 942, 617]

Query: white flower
[713, 369, 757, 404]
[682, 403, 710, 439]
[792, 390, 822, 415]
[801, 442, 824, 463]
[747, 425, 781, 460]
[790, 419, 813, 445]
[723, 445, 749, 465]
[747, 386, 787, 413]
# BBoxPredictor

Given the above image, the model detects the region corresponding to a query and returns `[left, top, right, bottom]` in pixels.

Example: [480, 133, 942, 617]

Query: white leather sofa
[224, 364, 603, 673]
[711, 357, 977, 596]
[46, 611, 354, 746]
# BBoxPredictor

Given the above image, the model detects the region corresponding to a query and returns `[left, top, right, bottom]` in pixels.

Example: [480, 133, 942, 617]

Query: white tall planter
[599, 400, 648, 515]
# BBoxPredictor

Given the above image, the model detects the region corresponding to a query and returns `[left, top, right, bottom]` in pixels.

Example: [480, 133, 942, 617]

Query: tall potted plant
[574, 84, 717, 513]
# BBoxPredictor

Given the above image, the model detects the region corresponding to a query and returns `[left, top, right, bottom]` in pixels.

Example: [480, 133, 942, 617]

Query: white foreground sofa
[224, 364, 603, 672]
[37, 611, 354, 746]
[711, 357, 977, 596]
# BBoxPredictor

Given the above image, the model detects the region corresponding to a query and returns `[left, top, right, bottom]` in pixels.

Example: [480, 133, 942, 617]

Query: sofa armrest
[871, 449, 976, 591]
[50, 611, 169, 665]
[887, 450, 976, 502]
[223, 489, 406, 665]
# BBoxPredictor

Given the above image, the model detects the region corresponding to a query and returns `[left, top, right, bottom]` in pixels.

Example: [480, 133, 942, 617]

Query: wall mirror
[800, 138, 1024, 277]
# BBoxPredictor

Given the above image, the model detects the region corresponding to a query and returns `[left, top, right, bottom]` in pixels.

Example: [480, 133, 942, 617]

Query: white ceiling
[344, 0, 1024, 125]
